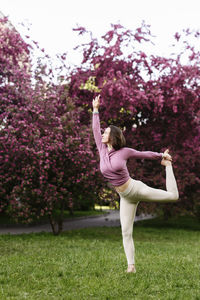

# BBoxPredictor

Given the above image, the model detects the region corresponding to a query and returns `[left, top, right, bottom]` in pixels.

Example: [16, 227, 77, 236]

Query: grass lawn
[0, 216, 199, 300]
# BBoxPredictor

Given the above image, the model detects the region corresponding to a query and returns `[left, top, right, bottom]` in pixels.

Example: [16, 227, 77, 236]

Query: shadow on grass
[61, 216, 200, 241]
[0, 226, 122, 242]
[60, 226, 122, 241]
[134, 215, 200, 231]
[60, 215, 200, 241]
[1, 216, 199, 242]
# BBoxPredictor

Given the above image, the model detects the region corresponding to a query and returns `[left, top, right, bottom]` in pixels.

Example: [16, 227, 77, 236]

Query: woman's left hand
[163, 149, 172, 161]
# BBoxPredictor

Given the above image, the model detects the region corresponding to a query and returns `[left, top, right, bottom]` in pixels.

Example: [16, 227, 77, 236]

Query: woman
[92, 95, 179, 273]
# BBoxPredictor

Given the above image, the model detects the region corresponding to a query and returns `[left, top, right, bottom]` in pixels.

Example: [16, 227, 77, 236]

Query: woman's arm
[123, 148, 163, 160]
[92, 95, 103, 152]
[123, 148, 172, 161]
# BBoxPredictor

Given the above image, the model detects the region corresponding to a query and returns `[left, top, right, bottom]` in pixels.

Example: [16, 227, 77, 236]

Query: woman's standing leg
[119, 160, 179, 273]
[120, 197, 138, 273]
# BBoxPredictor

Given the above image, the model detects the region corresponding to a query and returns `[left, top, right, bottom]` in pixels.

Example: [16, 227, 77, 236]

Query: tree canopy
[69, 23, 200, 218]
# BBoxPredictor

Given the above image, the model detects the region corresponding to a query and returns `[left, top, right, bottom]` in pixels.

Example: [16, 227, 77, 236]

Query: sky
[1, 0, 200, 66]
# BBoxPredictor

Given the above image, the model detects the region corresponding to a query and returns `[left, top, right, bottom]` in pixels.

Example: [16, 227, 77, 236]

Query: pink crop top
[92, 113, 163, 186]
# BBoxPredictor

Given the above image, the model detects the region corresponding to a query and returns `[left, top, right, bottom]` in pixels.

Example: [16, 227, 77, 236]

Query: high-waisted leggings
[117, 165, 179, 265]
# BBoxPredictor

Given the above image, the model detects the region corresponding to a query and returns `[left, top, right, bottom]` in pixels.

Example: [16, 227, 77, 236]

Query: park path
[0, 210, 154, 235]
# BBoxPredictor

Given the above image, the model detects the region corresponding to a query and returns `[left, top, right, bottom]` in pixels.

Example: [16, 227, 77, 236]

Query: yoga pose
[92, 95, 179, 273]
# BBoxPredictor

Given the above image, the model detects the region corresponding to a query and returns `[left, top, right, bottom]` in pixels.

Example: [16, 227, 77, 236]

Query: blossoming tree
[69, 23, 200, 219]
[0, 17, 99, 234]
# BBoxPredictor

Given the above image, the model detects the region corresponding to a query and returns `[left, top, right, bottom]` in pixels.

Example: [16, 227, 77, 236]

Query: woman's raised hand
[92, 95, 100, 110]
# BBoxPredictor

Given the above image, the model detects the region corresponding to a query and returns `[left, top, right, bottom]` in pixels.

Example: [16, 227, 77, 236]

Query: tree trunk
[48, 200, 65, 235]
[68, 207, 74, 216]
[163, 205, 172, 221]
[48, 215, 62, 235]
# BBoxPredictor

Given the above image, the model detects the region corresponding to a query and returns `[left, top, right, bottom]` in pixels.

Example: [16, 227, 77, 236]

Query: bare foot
[126, 264, 136, 273]
[161, 158, 172, 167]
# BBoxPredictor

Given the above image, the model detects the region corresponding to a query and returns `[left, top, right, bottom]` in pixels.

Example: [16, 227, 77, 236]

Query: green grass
[0, 216, 200, 300]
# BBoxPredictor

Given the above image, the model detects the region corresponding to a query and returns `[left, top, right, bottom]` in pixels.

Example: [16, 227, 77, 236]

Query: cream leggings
[118, 165, 179, 265]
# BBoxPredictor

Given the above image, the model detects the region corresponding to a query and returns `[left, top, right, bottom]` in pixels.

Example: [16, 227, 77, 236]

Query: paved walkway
[0, 210, 154, 235]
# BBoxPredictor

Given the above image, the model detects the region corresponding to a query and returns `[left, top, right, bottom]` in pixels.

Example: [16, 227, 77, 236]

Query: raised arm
[92, 95, 103, 152]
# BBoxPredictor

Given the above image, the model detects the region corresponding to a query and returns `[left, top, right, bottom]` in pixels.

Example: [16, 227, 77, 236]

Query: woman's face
[102, 127, 111, 144]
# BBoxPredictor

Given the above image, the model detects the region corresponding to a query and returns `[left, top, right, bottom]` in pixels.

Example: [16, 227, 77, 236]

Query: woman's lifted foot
[161, 158, 172, 167]
[161, 149, 172, 167]
[126, 264, 136, 273]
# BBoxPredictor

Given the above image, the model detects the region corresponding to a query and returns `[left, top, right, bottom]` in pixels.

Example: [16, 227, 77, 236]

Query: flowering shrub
[3, 90, 99, 233]
[69, 23, 200, 219]
[0, 17, 99, 234]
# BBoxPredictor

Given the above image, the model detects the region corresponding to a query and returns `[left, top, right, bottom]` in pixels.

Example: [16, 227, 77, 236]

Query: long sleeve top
[92, 112, 163, 186]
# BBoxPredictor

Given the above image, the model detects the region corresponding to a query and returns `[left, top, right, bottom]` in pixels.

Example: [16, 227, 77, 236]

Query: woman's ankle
[126, 264, 136, 273]
[161, 158, 172, 167]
